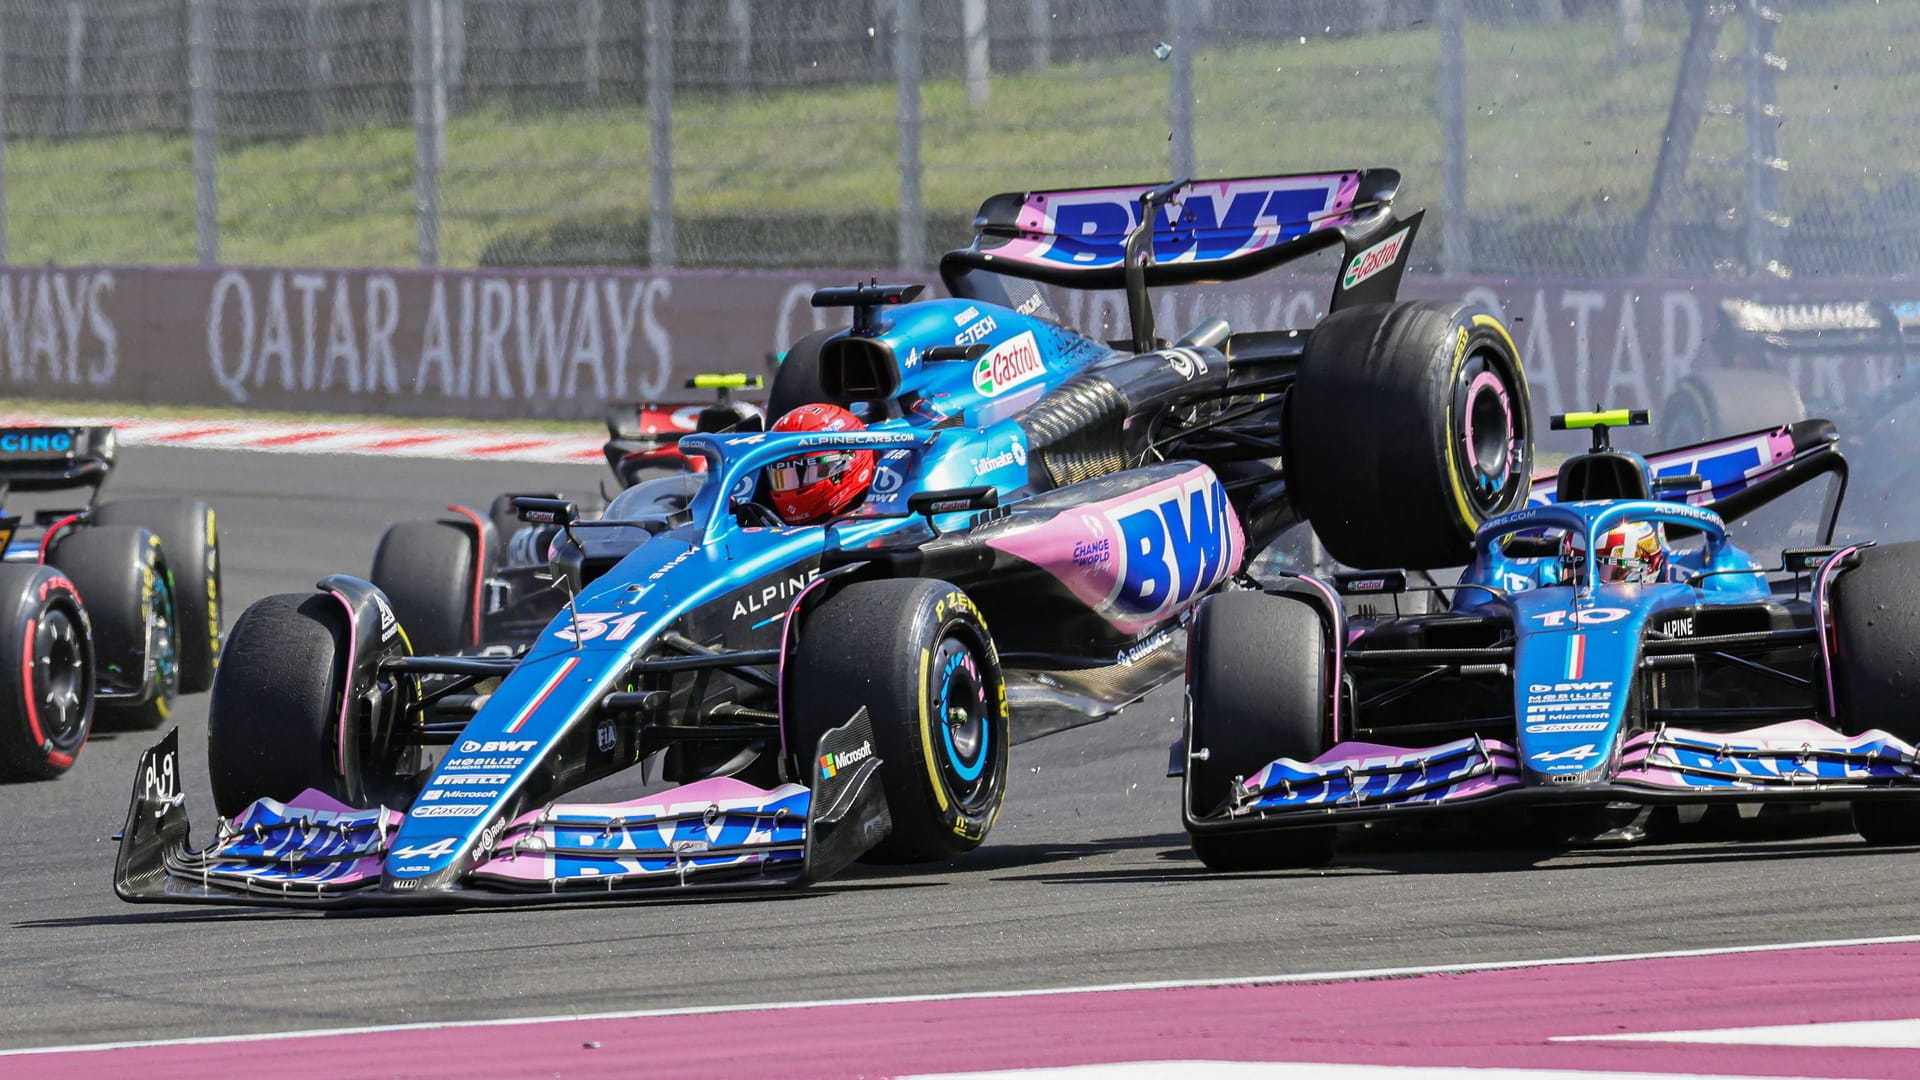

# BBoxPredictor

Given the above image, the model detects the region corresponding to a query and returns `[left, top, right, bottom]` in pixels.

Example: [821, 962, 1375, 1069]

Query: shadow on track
[990, 811, 1913, 885]
[841, 832, 1187, 881]
[17, 878, 950, 929]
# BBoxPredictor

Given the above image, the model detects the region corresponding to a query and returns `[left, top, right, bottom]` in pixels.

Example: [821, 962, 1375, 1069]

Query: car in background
[0, 426, 220, 779]
[1177, 408, 1920, 869]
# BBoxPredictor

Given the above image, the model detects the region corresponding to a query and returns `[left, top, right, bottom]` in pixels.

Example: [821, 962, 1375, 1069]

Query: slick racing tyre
[209, 592, 418, 817]
[787, 578, 1009, 862]
[94, 498, 221, 693]
[1829, 540, 1920, 845]
[1290, 301, 1532, 570]
[47, 526, 178, 731]
[1185, 590, 1335, 870]
[371, 519, 480, 655]
[1658, 369, 1807, 447]
[0, 564, 93, 781]
[767, 328, 838, 418]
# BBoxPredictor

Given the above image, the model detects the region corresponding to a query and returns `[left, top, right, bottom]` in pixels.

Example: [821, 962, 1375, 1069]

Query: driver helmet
[1563, 520, 1668, 584]
[765, 404, 875, 525]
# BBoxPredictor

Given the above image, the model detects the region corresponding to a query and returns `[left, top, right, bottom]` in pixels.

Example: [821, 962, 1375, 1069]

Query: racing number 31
[553, 612, 647, 644]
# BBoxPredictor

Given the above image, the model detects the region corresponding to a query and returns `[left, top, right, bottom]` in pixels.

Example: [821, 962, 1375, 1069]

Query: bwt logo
[459, 739, 536, 755]
[1108, 475, 1239, 620]
[1035, 181, 1339, 267]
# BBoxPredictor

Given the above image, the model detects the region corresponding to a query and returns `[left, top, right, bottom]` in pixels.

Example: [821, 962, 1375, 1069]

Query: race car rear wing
[939, 169, 1421, 350]
[0, 425, 116, 492]
[1529, 418, 1850, 544]
[1716, 298, 1913, 355]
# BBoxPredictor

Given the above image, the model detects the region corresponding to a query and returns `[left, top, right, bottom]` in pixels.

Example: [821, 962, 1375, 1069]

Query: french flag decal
[504, 656, 580, 734]
[1566, 635, 1587, 680]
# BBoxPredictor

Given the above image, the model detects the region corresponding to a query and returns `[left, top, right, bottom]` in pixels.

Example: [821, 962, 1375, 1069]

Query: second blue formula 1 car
[115, 170, 1536, 907]
[1176, 407, 1920, 869]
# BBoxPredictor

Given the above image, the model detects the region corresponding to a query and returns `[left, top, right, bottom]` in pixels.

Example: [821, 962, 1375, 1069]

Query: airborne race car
[116, 170, 1535, 907]
[1178, 408, 1920, 869]
[0, 426, 221, 780]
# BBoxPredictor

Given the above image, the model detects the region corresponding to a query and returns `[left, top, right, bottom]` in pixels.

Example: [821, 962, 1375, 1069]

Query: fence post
[64, 1, 85, 136]
[0, 9, 7, 263]
[727, 0, 752, 86]
[646, 0, 675, 268]
[1167, 0, 1194, 181]
[1744, 0, 1785, 277]
[1631, 0, 1719, 273]
[582, 0, 603, 103]
[446, 0, 466, 111]
[963, 0, 989, 108]
[411, 0, 445, 266]
[189, 0, 219, 265]
[1027, 0, 1050, 71]
[896, 0, 923, 270]
[0, 12, 8, 263]
[1619, 0, 1644, 49]
[871, 0, 894, 82]
[1438, 0, 1471, 276]
[306, 0, 332, 128]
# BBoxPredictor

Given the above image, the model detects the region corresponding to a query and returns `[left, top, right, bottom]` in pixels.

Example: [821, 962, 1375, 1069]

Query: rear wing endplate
[0, 425, 116, 492]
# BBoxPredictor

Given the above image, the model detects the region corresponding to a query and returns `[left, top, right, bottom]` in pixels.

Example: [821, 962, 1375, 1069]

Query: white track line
[1558, 1018, 1920, 1048]
[906, 1065, 1844, 1080]
[5, 933, 1919, 1059]
[0, 413, 607, 465]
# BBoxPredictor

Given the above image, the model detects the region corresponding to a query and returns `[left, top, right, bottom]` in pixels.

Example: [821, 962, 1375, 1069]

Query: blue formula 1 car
[1176, 407, 1920, 869]
[115, 170, 1537, 907]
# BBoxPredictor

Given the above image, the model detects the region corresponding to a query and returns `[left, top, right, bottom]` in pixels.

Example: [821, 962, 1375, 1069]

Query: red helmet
[765, 404, 875, 525]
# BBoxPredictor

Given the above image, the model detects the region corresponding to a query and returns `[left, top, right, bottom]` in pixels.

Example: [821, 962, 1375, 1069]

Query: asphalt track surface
[2, 446, 1918, 1058]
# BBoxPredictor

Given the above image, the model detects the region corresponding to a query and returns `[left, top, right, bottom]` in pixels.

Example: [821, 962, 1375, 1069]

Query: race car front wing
[1189, 719, 1920, 833]
[114, 712, 891, 908]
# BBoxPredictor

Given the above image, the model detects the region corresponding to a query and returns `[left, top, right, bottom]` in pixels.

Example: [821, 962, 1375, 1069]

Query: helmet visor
[767, 450, 854, 493]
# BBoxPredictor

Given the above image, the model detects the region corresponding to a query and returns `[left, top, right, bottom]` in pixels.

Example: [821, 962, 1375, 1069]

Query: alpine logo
[1342, 225, 1410, 290]
[373, 592, 399, 642]
[972, 331, 1045, 397]
[731, 568, 822, 621]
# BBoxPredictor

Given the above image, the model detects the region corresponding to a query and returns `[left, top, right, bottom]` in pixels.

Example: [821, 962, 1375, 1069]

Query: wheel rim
[34, 608, 91, 748]
[931, 633, 994, 812]
[1454, 348, 1530, 517]
[149, 574, 180, 701]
